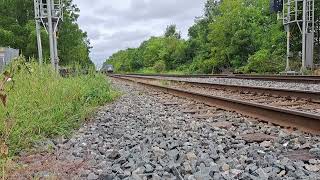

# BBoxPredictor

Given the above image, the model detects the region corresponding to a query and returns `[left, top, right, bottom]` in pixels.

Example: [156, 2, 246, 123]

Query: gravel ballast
[11, 78, 320, 179]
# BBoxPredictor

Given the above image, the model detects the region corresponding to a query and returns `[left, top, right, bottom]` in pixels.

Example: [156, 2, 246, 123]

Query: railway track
[110, 74, 320, 134]
[119, 74, 320, 101]
[127, 73, 320, 83]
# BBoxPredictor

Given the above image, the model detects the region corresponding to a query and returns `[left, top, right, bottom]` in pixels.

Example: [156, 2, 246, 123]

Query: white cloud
[73, 0, 206, 68]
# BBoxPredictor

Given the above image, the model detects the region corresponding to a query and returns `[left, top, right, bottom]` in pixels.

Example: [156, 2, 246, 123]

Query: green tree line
[105, 0, 320, 74]
[0, 0, 93, 68]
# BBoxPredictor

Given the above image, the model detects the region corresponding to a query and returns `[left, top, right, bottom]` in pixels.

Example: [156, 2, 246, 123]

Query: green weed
[0, 59, 117, 158]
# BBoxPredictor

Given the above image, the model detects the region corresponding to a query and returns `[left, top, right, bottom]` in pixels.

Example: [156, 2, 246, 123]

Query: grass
[0, 60, 118, 157]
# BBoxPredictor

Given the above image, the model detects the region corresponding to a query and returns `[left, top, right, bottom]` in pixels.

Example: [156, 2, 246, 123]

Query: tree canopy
[0, 0, 93, 68]
[105, 0, 320, 74]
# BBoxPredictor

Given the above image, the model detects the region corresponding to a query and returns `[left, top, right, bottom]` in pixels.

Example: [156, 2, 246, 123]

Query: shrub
[153, 60, 166, 73]
[242, 49, 285, 73]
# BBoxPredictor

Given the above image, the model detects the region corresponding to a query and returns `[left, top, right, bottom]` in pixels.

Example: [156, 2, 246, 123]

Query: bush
[0, 60, 117, 155]
[242, 49, 285, 73]
[153, 60, 166, 73]
[187, 56, 218, 74]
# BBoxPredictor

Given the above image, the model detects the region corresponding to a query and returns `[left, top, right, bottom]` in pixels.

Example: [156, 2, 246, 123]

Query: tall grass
[0, 60, 117, 156]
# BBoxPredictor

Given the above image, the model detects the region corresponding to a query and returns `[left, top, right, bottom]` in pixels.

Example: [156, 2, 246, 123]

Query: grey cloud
[74, 0, 206, 66]
[96, 0, 202, 21]
[79, 16, 105, 26]
[90, 30, 150, 67]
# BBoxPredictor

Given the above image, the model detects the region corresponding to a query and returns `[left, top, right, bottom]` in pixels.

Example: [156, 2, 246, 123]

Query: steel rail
[126, 73, 320, 83]
[111, 75, 320, 134]
[116, 74, 320, 101]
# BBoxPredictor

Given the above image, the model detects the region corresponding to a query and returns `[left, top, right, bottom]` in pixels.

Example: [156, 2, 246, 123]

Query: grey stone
[172, 167, 184, 180]
[152, 173, 161, 180]
[230, 169, 243, 177]
[213, 172, 223, 180]
[186, 152, 197, 161]
[277, 170, 286, 177]
[152, 146, 166, 157]
[122, 160, 135, 169]
[254, 168, 269, 180]
[98, 174, 114, 180]
[293, 169, 306, 178]
[260, 141, 272, 148]
[186, 174, 196, 180]
[118, 171, 130, 179]
[107, 150, 120, 160]
[88, 173, 99, 180]
[274, 162, 285, 170]
[209, 153, 219, 161]
[167, 149, 180, 161]
[144, 164, 154, 173]
[81, 170, 91, 177]
[209, 162, 219, 173]
[309, 159, 320, 164]
[34, 171, 52, 178]
[183, 162, 193, 173]
[285, 164, 296, 172]
[310, 148, 320, 158]
[221, 163, 230, 172]
[305, 164, 320, 172]
[194, 163, 212, 180]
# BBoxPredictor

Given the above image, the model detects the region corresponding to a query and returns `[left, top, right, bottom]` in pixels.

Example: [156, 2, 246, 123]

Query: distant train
[101, 64, 114, 74]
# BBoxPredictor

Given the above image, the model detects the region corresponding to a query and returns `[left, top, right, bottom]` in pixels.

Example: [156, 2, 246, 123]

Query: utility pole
[301, 0, 307, 72]
[51, 0, 59, 71]
[33, 0, 43, 64]
[280, 0, 315, 74]
[53, 27, 59, 70]
[312, 0, 315, 66]
[318, 17, 320, 63]
[33, 0, 63, 72]
[285, 0, 291, 71]
[47, 0, 55, 69]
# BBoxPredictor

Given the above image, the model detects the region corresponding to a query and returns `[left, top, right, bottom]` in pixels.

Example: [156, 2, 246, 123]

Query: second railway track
[110, 74, 320, 134]
[128, 73, 320, 84]
[119, 74, 320, 101]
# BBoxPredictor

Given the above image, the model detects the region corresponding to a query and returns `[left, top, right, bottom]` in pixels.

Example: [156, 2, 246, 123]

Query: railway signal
[33, 0, 63, 72]
[272, 0, 315, 74]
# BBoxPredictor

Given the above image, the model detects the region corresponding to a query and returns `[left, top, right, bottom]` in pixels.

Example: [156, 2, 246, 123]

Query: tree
[0, 0, 93, 68]
[164, 25, 181, 39]
[204, 0, 221, 20]
[105, 0, 293, 74]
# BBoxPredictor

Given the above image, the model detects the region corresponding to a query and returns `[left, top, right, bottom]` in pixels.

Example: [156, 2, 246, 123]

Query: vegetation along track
[110, 74, 320, 135]
[128, 73, 320, 84]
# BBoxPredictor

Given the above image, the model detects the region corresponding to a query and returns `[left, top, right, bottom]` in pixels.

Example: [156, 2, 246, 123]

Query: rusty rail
[126, 73, 320, 83]
[111, 75, 320, 134]
[116, 74, 320, 101]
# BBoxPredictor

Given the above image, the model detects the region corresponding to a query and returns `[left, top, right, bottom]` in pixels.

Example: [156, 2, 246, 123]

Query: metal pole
[312, 0, 315, 67]
[33, 0, 43, 64]
[52, 0, 59, 71]
[35, 21, 43, 64]
[47, 0, 55, 70]
[286, 30, 291, 71]
[318, 17, 320, 63]
[286, 0, 291, 71]
[53, 26, 59, 71]
[301, 0, 307, 73]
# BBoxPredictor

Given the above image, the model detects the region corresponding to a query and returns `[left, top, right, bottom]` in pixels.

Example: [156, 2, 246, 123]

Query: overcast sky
[73, 0, 206, 68]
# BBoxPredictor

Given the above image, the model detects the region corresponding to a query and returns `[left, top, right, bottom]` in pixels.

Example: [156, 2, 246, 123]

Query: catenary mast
[33, 0, 63, 71]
